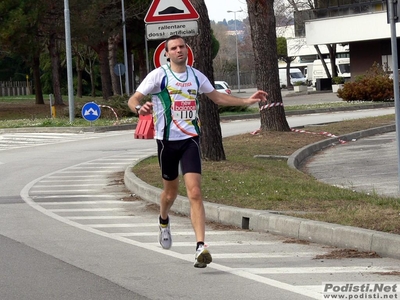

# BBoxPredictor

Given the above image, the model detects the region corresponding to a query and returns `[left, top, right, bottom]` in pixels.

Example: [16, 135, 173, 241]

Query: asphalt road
[0, 99, 399, 299]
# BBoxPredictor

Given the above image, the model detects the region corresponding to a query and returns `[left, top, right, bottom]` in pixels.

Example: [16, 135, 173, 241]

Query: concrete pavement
[2, 90, 399, 259]
[124, 90, 400, 260]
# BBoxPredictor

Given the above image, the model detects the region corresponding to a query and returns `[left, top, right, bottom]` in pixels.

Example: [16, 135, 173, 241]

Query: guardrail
[0, 81, 32, 97]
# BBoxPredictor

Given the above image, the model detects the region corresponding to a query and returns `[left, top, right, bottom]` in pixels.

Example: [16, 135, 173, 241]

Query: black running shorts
[156, 137, 202, 181]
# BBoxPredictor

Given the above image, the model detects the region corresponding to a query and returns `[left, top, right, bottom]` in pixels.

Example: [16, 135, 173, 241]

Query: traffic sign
[145, 0, 199, 23]
[113, 63, 126, 76]
[146, 20, 198, 40]
[82, 102, 101, 122]
[153, 40, 194, 68]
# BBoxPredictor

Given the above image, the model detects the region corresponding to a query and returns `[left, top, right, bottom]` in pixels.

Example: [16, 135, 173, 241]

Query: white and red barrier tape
[99, 105, 120, 125]
[290, 128, 347, 144]
[259, 102, 284, 111]
[253, 101, 346, 144]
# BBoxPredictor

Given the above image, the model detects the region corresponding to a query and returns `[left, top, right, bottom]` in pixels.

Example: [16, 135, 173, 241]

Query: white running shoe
[158, 217, 172, 249]
[194, 245, 212, 268]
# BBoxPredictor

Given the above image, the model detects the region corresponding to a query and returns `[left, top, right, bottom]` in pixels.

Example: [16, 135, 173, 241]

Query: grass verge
[132, 114, 400, 234]
[0, 95, 137, 128]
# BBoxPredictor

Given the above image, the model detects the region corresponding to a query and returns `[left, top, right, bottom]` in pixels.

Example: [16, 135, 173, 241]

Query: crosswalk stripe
[146, 241, 280, 247]
[236, 266, 395, 274]
[89, 223, 157, 228]
[31, 184, 105, 188]
[36, 200, 138, 205]
[209, 252, 317, 259]
[114, 231, 252, 237]
[30, 189, 111, 193]
[67, 216, 136, 220]
[50, 208, 125, 212]
[32, 195, 118, 199]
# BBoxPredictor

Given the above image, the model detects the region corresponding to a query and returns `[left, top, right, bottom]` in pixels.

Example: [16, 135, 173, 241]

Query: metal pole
[131, 53, 135, 91]
[228, 10, 242, 92]
[234, 12, 241, 92]
[121, 0, 130, 95]
[64, 0, 75, 123]
[145, 36, 150, 73]
[119, 65, 123, 94]
[388, 0, 400, 191]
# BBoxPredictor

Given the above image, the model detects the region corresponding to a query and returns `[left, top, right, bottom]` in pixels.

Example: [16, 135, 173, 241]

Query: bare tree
[288, 0, 338, 78]
[247, 0, 290, 131]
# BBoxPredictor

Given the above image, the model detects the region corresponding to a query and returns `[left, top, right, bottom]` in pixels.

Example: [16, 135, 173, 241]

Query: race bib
[172, 99, 197, 120]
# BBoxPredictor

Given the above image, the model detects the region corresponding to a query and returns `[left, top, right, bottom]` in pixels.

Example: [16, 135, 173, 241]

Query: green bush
[337, 63, 394, 101]
[100, 94, 132, 118]
[218, 105, 248, 114]
[332, 76, 345, 84]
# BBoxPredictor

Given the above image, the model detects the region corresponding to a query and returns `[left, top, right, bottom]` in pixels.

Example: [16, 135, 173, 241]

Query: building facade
[296, 0, 400, 79]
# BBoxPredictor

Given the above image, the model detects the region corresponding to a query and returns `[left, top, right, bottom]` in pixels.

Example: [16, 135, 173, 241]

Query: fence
[0, 81, 32, 97]
[214, 71, 257, 89]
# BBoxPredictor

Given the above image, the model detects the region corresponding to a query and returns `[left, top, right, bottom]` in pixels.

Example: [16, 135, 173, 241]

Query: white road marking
[237, 266, 398, 274]
[20, 149, 395, 300]
[49, 208, 126, 212]
[67, 216, 136, 220]
[37, 201, 138, 205]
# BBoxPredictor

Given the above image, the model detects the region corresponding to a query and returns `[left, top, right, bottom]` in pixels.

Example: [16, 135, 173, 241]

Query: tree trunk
[186, 0, 226, 161]
[83, 48, 97, 97]
[92, 42, 112, 100]
[75, 55, 84, 98]
[137, 48, 147, 82]
[315, 45, 331, 78]
[89, 63, 96, 97]
[48, 33, 64, 105]
[108, 35, 121, 95]
[327, 44, 337, 78]
[32, 54, 44, 105]
[247, 0, 290, 132]
[285, 64, 291, 89]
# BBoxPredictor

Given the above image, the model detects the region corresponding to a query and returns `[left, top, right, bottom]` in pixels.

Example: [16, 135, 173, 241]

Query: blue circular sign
[82, 102, 101, 122]
[113, 63, 125, 76]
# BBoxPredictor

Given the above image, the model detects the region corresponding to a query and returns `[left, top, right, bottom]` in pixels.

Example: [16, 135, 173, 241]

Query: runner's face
[165, 38, 188, 66]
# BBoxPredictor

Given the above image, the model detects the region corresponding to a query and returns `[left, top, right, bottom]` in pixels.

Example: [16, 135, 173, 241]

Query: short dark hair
[164, 35, 186, 52]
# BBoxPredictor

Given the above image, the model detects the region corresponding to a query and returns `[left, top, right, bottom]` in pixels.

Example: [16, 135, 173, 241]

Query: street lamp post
[64, 0, 75, 123]
[121, 0, 130, 95]
[227, 9, 243, 92]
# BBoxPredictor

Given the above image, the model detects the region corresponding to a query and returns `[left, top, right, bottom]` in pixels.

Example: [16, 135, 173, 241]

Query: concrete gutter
[287, 124, 396, 169]
[124, 123, 400, 260]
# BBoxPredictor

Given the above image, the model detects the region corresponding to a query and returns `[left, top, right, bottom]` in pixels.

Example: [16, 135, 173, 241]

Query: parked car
[214, 81, 231, 94]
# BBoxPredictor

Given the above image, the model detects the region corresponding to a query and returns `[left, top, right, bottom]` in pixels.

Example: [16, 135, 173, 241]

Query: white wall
[305, 11, 400, 45]
[286, 38, 349, 57]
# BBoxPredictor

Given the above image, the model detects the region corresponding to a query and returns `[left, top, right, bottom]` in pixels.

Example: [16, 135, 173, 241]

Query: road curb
[0, 102, 393, 132]
[287, 124, 396, 169]
[124, 124, 400, 260]
[0, 124, 136, 134]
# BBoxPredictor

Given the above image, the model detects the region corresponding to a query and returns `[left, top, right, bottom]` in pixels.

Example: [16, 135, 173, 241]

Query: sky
[203, 0, 248, 22]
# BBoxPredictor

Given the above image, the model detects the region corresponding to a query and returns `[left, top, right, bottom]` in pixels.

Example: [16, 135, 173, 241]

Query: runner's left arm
[205, 89, 268, 107]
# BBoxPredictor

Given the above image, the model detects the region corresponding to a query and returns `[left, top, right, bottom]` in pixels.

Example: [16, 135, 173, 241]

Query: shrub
[218, 105, 248, 114]
[337, 63, 394, 102]
[332, 76, 345, 84]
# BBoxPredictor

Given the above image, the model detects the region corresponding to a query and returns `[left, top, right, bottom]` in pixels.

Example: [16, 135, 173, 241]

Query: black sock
[196, 242, 204, 250]
[159, 215, 169, 225]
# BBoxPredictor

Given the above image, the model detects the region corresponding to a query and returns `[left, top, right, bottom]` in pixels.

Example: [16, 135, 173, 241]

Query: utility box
[316, 78, 332, 91]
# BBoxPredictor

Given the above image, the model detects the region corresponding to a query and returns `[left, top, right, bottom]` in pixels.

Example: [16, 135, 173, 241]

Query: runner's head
[165, 35, 186, 52]
[164, 35, 188, 66]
